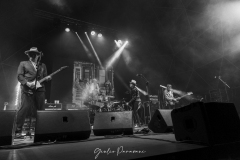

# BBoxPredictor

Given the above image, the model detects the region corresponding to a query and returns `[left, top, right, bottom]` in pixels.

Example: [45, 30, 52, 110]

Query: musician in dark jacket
[126, 80, 141, 127]
[15, 47, 51, 136]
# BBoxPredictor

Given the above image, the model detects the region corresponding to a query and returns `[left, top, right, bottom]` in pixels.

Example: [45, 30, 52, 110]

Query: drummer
[89, 78, 100, 101]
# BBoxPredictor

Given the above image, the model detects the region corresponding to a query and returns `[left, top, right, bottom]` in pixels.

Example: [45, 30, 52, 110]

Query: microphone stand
[159, 85, 166, 109]
[218, 76, 230, 102]
[138, 75, 151, 125]
[26, 54, 42, 138]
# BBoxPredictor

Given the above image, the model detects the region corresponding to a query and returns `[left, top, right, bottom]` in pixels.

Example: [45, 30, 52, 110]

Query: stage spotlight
[65, 28, 70, 32]
[91, 31, 96, 35]
[118, 40, 122, 45]
[98, 33, 102, 37]
[107, 41, 128, 68]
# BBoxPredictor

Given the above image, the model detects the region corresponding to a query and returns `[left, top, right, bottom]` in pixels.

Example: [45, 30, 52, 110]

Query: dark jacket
[129, 87, 141, 104]
[17, 61, 48, 93]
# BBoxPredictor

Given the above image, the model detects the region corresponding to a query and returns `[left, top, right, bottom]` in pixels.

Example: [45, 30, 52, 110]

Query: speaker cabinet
[171, 102, 240, 145]
[93, 111, 133, 136]
[148, 109, 173, 133]
[0, 111, 16, 146]
[34, 110, 91, 143]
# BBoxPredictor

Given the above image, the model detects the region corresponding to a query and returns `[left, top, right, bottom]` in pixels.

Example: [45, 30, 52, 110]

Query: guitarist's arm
[127, 96, 136, 105]
[17, 62, 34, 88]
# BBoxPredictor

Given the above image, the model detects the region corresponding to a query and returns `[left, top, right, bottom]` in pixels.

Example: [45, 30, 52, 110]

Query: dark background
[1, 0, 240, 113]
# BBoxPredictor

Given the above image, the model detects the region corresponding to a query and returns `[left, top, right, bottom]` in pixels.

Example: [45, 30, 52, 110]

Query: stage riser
[93, 129, 133, 136]
[34, 131, 91, 142]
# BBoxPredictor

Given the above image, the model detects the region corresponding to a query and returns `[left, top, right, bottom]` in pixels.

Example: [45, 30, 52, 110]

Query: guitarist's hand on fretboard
[46, 76, 52, 81]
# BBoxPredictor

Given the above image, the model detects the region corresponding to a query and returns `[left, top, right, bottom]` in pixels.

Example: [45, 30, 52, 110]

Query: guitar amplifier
[44, 103, 62, 110]
[66, 103, 89, 110]
[149, 95, 158, 104]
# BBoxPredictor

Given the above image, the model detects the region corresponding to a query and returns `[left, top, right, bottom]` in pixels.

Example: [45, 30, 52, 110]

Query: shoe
[15, 128, 23, 139]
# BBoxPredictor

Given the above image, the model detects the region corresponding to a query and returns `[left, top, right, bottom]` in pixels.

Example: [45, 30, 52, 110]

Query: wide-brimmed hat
[25, 47, 42, 55]
[130, 79, 137, 85]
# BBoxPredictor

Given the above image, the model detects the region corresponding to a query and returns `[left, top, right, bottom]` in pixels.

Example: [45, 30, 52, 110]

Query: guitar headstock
[60, 66, 68, 70]
[187, 92, 193, 95]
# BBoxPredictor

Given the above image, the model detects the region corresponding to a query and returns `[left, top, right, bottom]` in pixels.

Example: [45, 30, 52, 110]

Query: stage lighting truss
[91, 31, 103, 38]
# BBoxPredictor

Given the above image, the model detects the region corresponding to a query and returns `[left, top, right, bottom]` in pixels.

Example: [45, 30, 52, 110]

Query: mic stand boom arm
[138, 74, 151, 124]
[218, 76, 230, 102]
[218, 77, 230, 88]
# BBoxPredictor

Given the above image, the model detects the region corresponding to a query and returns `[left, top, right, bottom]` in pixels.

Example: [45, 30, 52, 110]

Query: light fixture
[118, 40, 122, 45]
[91, 31, 96, 35]
[98, 33, 102, 37]
[65, 28, 70, 32]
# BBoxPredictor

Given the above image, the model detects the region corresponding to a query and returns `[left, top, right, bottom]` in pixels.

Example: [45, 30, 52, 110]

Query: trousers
[132, 101, 141, 125]
[16, 91, 45, 129]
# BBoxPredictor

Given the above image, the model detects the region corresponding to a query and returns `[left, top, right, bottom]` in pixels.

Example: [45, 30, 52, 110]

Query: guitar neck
[179, 93, 191, 99]
[39, 69, 61, 83]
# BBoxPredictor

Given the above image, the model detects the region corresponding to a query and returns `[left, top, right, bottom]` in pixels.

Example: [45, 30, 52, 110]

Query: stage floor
[0, 128, 240, 160]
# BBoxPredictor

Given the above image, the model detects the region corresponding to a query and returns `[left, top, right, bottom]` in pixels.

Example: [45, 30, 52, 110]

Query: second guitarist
[15, 47, 51, 136]
[164, 84, 177, 109]
[126, 80, 141, 127]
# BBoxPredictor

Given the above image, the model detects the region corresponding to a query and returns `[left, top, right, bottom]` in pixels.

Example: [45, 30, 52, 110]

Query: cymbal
[112, 101, 120, 104]
[106, 96, 115, 98]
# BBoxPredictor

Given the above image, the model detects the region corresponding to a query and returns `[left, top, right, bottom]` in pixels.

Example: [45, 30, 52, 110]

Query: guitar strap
[30, 60, 37, 71]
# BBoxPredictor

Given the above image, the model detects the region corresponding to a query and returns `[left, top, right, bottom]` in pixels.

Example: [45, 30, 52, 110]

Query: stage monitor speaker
[148, 109, 173, 133]
[171, 102, 240, 145]
[0, 111, 16, 146]
[93, 111, 133, 136]
[34, 110, 91, 143]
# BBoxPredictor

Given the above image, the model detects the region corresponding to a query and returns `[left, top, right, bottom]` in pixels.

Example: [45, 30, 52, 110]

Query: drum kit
[84, 95, 130, 113]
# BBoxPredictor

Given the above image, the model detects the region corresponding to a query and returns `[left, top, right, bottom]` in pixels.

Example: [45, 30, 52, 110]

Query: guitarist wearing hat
[15, 47, 51, 136]
[126, 80, 141, 127]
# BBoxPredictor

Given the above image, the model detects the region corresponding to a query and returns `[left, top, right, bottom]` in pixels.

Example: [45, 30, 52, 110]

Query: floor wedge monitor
[93, 111, 133, 136]
[34, 110, 91, 143]
[148, 109, 173, 133]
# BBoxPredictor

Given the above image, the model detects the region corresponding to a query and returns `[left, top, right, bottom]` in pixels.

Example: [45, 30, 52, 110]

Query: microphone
[160, 85, 166, 89]
[136, 74, 142, 76]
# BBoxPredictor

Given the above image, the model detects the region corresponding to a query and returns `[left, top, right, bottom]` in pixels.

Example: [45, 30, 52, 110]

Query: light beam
[85, 32, 103, 68]
[106, 41, 128, 68]
[75, 32, 93, 59]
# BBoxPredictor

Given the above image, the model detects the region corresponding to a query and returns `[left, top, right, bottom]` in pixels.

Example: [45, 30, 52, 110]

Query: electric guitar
[166, 92, 193, 105]
[25, 66, 68, 94]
